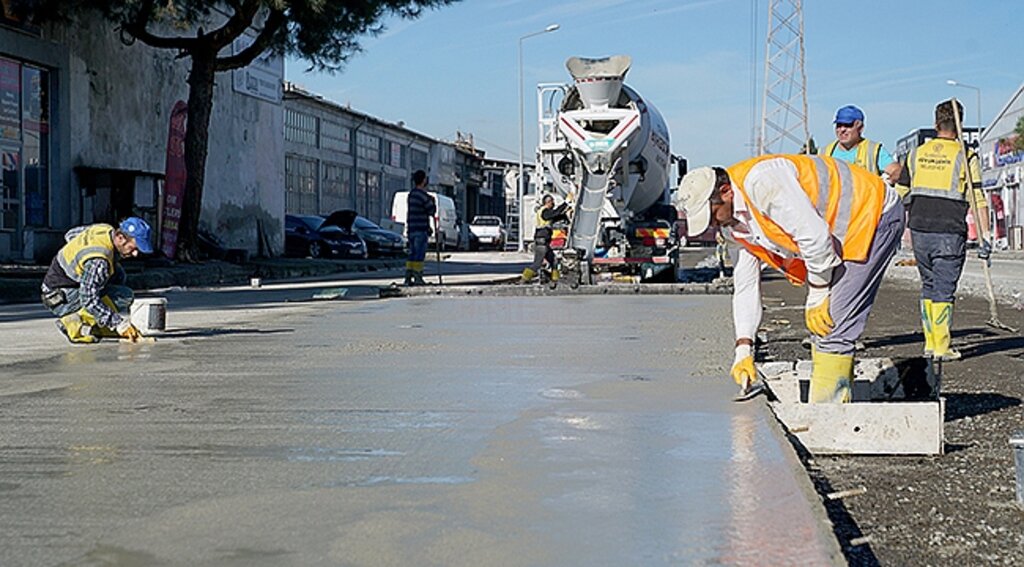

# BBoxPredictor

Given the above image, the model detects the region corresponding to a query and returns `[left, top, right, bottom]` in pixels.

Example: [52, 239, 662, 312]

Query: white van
[388, 191, 460, 250]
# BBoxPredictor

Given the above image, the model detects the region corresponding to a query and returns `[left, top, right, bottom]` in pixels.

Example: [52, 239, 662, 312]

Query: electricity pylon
[758, 0, 809, 155]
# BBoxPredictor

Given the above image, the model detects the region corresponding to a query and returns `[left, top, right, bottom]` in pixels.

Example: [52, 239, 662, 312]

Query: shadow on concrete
[787, 436, 881, 566]
[963, 335, 1024, 358]
[156, 327, 294, 339]
[862, 327, 997, 350]
[943, 392, 1021, 422]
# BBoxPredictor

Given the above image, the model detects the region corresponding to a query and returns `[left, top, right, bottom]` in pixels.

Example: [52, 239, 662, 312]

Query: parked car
[468, 215, 507, 250]
[285, 214, 367, 259]
[323, 210, 405, 258]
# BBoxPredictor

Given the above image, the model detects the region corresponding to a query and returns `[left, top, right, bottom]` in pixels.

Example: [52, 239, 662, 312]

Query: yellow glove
[119, 323, 143, 342]
[805, 286, 833, 337]
[731, 344, 755, 386]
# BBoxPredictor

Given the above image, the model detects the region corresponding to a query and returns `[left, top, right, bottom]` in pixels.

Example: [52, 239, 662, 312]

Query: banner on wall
[160, 101, 188, 259]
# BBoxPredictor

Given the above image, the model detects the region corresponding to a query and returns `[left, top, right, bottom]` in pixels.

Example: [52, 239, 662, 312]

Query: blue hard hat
[834, 105, 865, 124]
[119, 217, 154, 254]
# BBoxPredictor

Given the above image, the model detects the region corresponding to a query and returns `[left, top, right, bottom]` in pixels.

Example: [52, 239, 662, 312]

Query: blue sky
[284, 0, 1022, 168]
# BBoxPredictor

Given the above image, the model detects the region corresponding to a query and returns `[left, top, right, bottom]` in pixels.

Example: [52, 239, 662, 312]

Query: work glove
[805, 285, 834, 337]
[977, 239, 993, 266]
[731, 344, 756, 387]
[117, 319, 142, 342]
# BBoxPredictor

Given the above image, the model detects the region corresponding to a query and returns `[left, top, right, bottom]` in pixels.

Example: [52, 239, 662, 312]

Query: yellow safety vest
[907, 138, 979, 204]
[726, 155, 886, 285]
[536, 207, 552, 228]
[824, 138, 883, 175]
[57, 224, 116, 283]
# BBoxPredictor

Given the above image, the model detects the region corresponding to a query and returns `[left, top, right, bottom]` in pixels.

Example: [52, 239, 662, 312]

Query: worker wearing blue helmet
[40, 217, 154, 343]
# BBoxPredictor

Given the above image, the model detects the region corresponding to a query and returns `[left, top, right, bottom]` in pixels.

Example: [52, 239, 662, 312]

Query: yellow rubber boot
[550, 269, 560, 282]
[930, 302, 961, 361]
[521, 267, 536, 283]
[78, 298, 122, 338]
[56, 310, 98, 344]
[921, 299, 935, 357]
[410, 262, 426, 285]
[810, 348, 854, 404]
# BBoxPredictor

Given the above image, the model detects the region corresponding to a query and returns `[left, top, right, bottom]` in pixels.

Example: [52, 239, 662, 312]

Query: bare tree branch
[121, 0, 203, 51]
[203, 0, 262, 51]
[213, 8, 287, 71]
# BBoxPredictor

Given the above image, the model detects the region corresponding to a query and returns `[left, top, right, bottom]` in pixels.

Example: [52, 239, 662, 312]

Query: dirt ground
[757, 272, 1024, 565]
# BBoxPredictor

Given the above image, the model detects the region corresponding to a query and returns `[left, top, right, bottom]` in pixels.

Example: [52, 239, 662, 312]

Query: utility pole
[758, 0, 809, 155]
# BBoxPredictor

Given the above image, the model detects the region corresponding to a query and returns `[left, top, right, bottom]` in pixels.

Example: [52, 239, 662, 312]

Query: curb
[0, 258, 404, 305]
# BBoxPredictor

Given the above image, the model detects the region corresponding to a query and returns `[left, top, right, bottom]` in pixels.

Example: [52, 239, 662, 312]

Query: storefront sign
[160, 101, 188, 259]
[231, 34, 283, 104]
[995, 136, 1023, 167]
[0, 58, 20, 140]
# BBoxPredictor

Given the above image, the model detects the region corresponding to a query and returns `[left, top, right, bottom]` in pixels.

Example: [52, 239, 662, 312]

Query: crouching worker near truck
[521, 194, 570, 283]
[676, 156, 903, 403]
[40, 218, 152, 343]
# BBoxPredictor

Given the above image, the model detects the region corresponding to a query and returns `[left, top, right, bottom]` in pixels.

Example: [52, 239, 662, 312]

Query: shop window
[356, 131, 380, 162]
[321, 162, 352, 212]
[22, 65, 49, 227]
[285, 109, 318, 147]
[285, 154, 318, 214]
[321, 121, 350, 153]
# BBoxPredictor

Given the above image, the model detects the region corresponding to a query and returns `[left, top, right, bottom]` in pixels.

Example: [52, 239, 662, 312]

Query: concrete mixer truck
[533, 55, 681, 286]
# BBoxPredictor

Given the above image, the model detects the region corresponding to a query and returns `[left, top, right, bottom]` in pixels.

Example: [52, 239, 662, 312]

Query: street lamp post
[946, 79, 982, 140]
[518, 23, 560, 252]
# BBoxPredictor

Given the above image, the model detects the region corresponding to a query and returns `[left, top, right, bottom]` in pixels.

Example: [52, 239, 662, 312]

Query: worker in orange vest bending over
[676, 156, 904, 403]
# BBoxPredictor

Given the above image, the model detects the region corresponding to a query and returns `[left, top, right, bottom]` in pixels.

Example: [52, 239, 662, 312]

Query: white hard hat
[675, 166, 717, 237]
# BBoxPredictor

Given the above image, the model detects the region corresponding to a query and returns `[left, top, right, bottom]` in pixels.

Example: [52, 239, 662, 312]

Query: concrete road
[0, 255, 840, 566]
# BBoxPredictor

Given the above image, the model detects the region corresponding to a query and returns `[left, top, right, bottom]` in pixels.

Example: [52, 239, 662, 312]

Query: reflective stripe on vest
[57, 224, 115, 283]
[907, 138, 967, 202]
[824, 138, 882, 175]
[725, 155, 885, 285]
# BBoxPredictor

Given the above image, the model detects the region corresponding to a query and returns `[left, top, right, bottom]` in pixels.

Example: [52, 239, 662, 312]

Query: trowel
[732, 370, 775, 402]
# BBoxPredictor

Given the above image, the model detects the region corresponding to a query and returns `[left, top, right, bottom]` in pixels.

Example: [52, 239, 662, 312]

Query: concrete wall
[48, 12, 284, 255]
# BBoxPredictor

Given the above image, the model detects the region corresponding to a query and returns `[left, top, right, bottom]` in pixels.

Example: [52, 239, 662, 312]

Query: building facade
[283, 84, 488, 233]
[979, 82, 1024, 249]
[1, 8, 285, 262]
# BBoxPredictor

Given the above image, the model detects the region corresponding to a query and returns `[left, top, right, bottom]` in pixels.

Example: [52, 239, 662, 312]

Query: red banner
[161, 101, 188, 258]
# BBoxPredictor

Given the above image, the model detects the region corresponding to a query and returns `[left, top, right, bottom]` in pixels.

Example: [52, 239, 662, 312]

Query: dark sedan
[285, 214, 367, 259]
[324, 210, 405, 258]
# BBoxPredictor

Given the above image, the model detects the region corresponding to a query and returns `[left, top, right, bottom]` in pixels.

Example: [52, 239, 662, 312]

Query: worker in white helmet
[675, 155, 904, 402]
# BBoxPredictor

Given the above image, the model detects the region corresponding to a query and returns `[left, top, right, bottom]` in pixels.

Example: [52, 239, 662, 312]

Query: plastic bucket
[1012, 432, 1024, 505]
[130, 297, 167, 334]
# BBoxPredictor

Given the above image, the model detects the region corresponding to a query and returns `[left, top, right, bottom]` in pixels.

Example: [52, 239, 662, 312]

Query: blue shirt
[829, 141, 894, 172]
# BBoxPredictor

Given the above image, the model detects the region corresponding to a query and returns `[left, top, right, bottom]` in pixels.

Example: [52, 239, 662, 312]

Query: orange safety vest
[726, 155, 886, 285]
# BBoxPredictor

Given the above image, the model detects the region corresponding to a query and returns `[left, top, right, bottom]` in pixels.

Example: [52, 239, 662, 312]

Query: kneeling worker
[41, 218, 153, 343]
[522, 194, 570, 283]
[676, 155, 904, 402]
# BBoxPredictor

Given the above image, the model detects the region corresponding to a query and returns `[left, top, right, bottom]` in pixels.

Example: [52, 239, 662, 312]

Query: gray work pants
[816, 204, 906, 355]
[529, 233, 555, 272]
[910, 230, 966, 303]
[49, 285, 134, 319]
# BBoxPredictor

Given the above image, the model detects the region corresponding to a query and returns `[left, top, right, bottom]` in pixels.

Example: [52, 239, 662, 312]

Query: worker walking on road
[521, 194, 570, 283]
[824, 105, 902, 181]
[897, 100, 988, 361]
[40, 218, 151, 343]
[676, 155, 904, 403]
[404, 169, 436, 286]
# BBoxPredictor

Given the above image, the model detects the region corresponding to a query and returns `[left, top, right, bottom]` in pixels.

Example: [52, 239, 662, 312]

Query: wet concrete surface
[0, 274, 840, 565]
